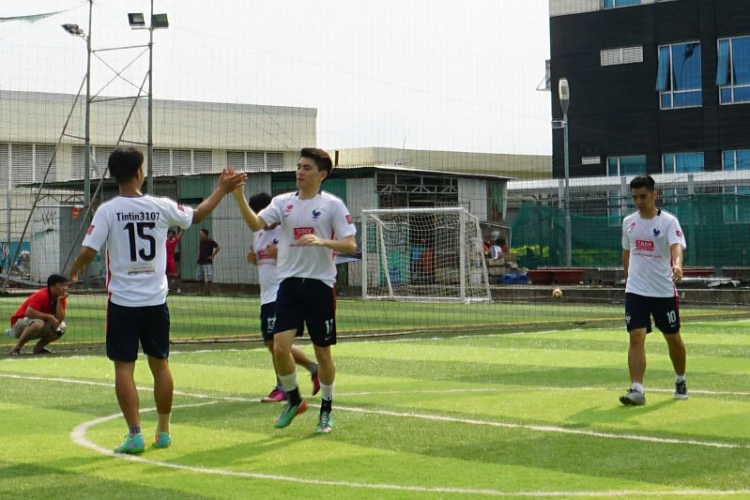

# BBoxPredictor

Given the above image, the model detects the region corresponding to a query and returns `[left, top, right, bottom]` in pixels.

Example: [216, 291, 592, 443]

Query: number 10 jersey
[82, 194, 194, 306]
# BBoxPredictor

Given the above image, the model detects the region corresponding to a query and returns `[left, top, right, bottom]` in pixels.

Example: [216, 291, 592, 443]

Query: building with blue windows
[548, 0, 750, 178]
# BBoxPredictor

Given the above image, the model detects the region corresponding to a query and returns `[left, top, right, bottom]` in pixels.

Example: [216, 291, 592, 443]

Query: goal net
[362, 207, 491, 303]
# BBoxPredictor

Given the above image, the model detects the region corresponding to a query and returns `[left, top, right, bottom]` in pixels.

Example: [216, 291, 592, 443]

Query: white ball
[552, 288, 563, 299]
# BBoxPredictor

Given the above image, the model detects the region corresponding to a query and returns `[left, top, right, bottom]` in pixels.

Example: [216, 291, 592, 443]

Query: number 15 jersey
[82, 194, 194, 306]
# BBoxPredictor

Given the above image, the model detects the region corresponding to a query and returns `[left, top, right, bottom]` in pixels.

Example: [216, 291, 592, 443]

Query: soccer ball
[552, 288, 563, 299]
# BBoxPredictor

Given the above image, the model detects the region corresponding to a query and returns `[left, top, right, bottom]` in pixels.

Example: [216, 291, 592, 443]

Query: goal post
[362, 207, 491, 303]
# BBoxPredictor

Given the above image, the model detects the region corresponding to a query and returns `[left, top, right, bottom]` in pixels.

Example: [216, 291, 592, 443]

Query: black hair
[47, 274, 67, 288]
[300, 147, 333, 177]
[200, 228, 209, 236]
[108, 147, 144, 184]
[249, 192, 273, 213]
[629, 174, 656, 191]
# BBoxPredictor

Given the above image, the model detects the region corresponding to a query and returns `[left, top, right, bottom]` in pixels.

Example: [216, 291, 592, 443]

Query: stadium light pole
[558, 77, 572, 268]
[129, 3, 169, 195]
[62, 4, 93, 211]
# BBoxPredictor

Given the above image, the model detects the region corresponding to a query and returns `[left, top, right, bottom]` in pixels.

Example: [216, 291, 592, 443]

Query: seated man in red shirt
[8, 274, 69, 355]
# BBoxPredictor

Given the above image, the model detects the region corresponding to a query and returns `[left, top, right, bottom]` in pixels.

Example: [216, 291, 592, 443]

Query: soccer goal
[362, 207, 491, 303]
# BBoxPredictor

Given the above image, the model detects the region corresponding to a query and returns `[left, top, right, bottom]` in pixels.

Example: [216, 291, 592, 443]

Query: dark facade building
[549, 0, 750, 179]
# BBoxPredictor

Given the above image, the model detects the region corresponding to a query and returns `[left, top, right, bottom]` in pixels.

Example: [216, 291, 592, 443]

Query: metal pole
[84, 0, 93, 210]
[147, 0, 154, 195]
[563, 112, 572, 267]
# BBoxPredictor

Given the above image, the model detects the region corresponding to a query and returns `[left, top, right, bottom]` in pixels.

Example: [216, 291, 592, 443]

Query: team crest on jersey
[177, 203, 185, 212]
[86, 224, 95, 235]
[273, 238, 279, 245]
[627, 222, 636, 233]
[653, 227, 661, 237]
[676, 230, 683, 237]
[312, 209, 321, 220]
[346, 214, 353, 224]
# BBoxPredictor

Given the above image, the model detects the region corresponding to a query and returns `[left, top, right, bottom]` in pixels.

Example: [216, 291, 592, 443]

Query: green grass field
[2, 320, 750, 499]
[2, 292, 748, 349]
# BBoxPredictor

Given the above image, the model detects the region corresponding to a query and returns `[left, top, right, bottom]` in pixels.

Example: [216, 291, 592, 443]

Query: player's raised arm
[193, 167, 247, 224]
[232, 189, 267, 232]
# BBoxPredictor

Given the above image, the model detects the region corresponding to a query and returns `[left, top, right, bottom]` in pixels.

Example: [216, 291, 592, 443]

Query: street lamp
[558, 77, 572, 267]
[62, 3, 93, 212]
[129, 2, 169, 195]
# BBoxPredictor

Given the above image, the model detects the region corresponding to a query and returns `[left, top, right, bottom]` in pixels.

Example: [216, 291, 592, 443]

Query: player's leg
[654, 296, 687, 400]
[273, 329, 308, 427]
[620, 293, 650, 406]
[142, 303, 173, 448]
[107, 301, 145, 453]
[303, 279, 337, 434]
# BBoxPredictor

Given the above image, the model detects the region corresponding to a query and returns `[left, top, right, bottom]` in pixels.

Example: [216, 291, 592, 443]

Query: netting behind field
[2, 1, 750, 353]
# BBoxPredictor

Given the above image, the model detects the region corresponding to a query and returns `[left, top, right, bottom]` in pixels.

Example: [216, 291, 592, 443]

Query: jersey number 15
[124, 222, 156, 262]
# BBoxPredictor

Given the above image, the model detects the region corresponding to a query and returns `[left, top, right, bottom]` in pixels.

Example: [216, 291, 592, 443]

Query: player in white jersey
[620, 174, 688, 406]
[70, 147, 246, 453]
[247, 192, 320, 403]
[233, 148, 357, 434]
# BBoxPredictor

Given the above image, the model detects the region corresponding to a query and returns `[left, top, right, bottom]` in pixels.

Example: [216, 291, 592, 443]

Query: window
[723, 150, 750, 171]
[607, 156, 647, 177]
[193, 150, 212, 173]
[717, 36, 750, 104]
[662, 152, 704, 173]
[656, 42, 702, 109]
[601, 46, 643, 66]
[603, 0, 640, 8]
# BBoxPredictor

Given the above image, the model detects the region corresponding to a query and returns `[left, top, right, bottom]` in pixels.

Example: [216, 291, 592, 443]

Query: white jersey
[259, 191, 356, 288]
[82, 194, 194, 307]
[622, 209, 686, 298]
[253, 226, 281, 305]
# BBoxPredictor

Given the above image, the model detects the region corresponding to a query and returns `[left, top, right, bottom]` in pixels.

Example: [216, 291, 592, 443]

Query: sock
[307, 362, 319, 375]
[279, 370, 301, 405]
[632, 382, 644, 394]
[128, 424, 142, 437]
[321, 398, 332, 414]
[320, 382, 333, 413]
[320, 382, 334, 401]
[156, 413, 171, 434]
[675, 374, 686, 383]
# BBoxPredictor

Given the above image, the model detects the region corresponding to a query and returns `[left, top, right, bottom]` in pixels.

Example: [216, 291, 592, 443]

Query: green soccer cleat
[274, 400, 307, 428]
[114, 433, 145, 454]
[619, 388, 646, 406]
[316, 411, 333, 434]
[153, 432, 171, 449]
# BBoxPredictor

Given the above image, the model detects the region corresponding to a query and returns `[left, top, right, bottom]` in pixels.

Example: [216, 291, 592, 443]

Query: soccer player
[620, 174, 687, 406]
[232, 148, 356, 434]
[166, 228, 183, 294]
[7, 274, 69, 355]
[246, 192, 320, 403]
[70, 147, 246, 453]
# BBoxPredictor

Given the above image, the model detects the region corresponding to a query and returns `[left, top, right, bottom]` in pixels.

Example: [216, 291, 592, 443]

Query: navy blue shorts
[106, 301, 170, 362]
[274, 278, 337, 347]
[625, 292, 680, 334]
[260, 302, 303, 341]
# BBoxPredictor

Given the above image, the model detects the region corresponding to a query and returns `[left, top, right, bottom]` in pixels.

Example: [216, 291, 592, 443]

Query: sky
[1, 1, 552, 155]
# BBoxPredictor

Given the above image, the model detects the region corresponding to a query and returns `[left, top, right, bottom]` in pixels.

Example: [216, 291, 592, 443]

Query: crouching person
[8, 274, 68, 355]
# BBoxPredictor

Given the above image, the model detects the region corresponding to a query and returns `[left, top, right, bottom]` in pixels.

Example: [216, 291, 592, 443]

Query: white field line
[1, 372, 746, 497]
[70, 403, 750, 498]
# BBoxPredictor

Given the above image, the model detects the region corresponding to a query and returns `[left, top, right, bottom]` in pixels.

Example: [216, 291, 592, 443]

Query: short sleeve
[259, 195, 284, 226]
[82, 205, 111, 252]
[332, 200, 356, 240]
[667, 218, 687, 250]
[621, 220, 630, 251]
